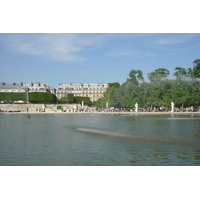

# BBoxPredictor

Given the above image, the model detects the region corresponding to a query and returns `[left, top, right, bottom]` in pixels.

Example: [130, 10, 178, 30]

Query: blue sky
[0, 33, 200, 88]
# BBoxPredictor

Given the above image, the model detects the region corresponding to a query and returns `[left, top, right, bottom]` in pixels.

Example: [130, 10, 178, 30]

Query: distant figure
[27, 107, 29, 113]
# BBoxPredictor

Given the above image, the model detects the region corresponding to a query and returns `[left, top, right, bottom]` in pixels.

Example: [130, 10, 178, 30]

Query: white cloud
[2, 33, 111, 62]
[106, 49, 155, 58]
[2, 33, 198, 62]
[153, 34, 198, 45]
[155, 37, 186, 45]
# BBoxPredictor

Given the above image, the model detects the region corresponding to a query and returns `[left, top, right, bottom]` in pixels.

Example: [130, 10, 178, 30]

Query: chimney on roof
[0, 82, 5, 86]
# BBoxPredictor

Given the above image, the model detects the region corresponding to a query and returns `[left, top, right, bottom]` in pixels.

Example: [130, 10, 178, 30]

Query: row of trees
[94, 59, 200, 110]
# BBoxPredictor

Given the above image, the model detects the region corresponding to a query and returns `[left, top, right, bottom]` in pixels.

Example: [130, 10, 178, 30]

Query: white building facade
[1, 82, 108, 102]
[25, 82, 51, 93]
[0, 82, 27, 93]
[0, 82, 53, 93]
[56, 83, 108, 102]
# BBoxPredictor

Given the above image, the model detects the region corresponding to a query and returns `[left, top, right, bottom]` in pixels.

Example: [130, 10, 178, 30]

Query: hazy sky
[0, 33, 200, 88]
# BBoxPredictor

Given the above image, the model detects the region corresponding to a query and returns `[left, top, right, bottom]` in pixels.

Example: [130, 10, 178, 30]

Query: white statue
[135, 102, 138, 112]
[82, 101, 84, 107]
[171, 102, 175, 112]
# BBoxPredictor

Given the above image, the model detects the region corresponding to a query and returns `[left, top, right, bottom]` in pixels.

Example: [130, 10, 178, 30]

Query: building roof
[0, 82, 27, 90]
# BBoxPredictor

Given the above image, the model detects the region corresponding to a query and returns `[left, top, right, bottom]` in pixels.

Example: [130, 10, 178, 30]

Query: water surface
[0, 113, 200, 166]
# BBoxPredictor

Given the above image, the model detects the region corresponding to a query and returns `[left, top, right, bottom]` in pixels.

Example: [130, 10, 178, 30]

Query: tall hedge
[29, 92, 57, 103]
[0, 92, 26, 101]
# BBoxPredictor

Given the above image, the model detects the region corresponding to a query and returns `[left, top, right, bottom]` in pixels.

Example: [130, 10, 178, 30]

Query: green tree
[92, 60, 200, 110]
[163, 79, 192, 108]
[128, 69, 144, 84]
[188, 79, 200, 108]
[93, 97, 104, 107]
[148, 68, 170, 82]
[93, 82, 121, 108]
[187, 59, 200, 78]
[110, 85, 124, 107]
[103, 82, 120, 107]
[74, 97, 92, 106]
[174, 67, 188, 78]
[192, 59, 200, 78]
[108, 82, 120, 88]
[66, 93, 74, 103]
[121, 81, 140, 107]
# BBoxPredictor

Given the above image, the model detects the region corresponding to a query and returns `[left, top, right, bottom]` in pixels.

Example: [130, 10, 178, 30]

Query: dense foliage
[0, 92, 57, 103]
[74, 96, 93, 106]
[58, 93, 74, 104]
[94, 59, 200, 110]
[29, 92, 57, 103]
[93, 82, 120, 107]
[0, 92, 26, 101]
[58, 94, 93, 106]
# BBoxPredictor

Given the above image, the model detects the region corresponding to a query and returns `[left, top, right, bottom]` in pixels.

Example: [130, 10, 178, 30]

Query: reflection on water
[0, 113, 200, 166]
[76, 127, 200, 146]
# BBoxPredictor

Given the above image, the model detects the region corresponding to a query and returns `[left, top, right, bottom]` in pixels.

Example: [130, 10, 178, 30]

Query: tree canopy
[173, 67, 188, 78]
[192, 59, 200, 78]
[148, 68, 170, 82]
[128, 69, 144, 84]
[94, 59, 200, 110]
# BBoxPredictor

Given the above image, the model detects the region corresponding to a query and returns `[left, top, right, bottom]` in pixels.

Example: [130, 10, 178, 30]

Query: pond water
[0, 113, 200, 166]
